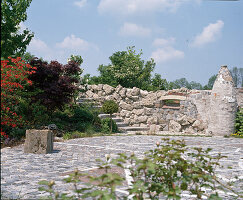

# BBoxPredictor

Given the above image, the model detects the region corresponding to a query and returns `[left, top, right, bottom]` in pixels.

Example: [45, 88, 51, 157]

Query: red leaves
[29, 58, 81, 111]
[1, 57, 36, 138]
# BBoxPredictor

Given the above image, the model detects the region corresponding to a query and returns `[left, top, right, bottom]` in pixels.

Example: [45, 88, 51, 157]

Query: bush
[28, 58, 82, 112]
[102, 100, 119, 115]
[233, 108, 243, 136]
[63, 131, 86, 140]
[1, 57, 36, 139]
[101, 118, 118, 134]
[39, 138, 242, 199]
[102, 100, 119, 133]
[50, 104, 101, 134]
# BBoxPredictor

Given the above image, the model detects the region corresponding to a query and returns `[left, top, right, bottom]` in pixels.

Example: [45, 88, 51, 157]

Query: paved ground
[1, 135, 243, 199]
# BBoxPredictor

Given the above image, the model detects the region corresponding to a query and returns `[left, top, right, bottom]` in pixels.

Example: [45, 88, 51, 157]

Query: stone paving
[1, 135, 243, 199]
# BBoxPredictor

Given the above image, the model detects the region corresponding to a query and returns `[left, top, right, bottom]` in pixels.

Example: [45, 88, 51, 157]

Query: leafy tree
[102, 100, 119, 133]
[189, 81, 203, 90]
[1, 0, 34, 58]
[1, 57, 36, 138]
[94, 46, 155, 89]
[150, 73, 168, 91]
[22, 52, 47, 63]
[203, 74, 217, 90]
[170, 78, 191, 89]
[22, 52, 35, 63]
[28, 58, 82, 111]
[234, 108, 243, 136]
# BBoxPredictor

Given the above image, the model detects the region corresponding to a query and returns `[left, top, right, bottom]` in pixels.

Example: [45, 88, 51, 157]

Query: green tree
[151, 73, 168, 91]
[189, 81, 203, 90]
[95, 46, 155, 89]
[22, 52, 35, 63]
[102, 100, 119, 133]
[170, 78, 191, 89]
[204, 74, 217, 90]
[1, 0, 34, 58]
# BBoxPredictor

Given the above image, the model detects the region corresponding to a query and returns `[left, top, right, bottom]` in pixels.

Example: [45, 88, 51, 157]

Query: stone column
[207, 66, 238, 136]
[24, 130, 53, 154]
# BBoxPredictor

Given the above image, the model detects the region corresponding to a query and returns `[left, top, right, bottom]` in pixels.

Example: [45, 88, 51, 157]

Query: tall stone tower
[207, 66, 238, 136]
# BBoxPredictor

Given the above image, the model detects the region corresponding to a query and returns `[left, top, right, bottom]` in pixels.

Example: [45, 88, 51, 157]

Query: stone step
[98, 114, 116, 119]
[119, 126, 149, 132]
[77, 98, 94, 102]
[112, 118, 123, 122]
[116, 122, 129, 127]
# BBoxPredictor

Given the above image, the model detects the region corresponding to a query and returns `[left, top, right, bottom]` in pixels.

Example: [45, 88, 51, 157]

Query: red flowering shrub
[1, 57, 36, 138]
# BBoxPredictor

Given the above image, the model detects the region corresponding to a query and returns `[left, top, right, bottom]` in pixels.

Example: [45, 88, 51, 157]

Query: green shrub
[101, 118, 118, 134]
[39, 138, 242, 199]
[50, 104, 101, 133]
[102, 100, 119, 133]
[63, 131, 86, 140]
[102, 100, 119, 115]
[234, 108, 243, 136]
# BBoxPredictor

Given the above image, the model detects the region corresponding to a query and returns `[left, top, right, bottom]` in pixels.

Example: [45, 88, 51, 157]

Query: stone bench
[24, 130, 53, 154]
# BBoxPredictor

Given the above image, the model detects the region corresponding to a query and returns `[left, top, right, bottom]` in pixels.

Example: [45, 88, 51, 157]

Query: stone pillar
[24, 130, 53, 154]
[207, 66, 238, 136]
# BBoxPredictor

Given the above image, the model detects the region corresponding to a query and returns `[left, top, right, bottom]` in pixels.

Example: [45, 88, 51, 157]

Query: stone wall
[79, 66, 240, 136]
[207, 66, 238, 136]
[80, 85, 211, 135]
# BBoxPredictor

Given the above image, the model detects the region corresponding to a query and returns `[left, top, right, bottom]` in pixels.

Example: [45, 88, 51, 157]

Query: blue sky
[22, 0, 243, 85]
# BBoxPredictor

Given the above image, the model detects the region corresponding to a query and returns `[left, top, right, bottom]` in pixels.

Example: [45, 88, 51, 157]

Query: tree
[170, 78, 191, 89]
[1, 0, 34, 58]
[189, 81, 203, 90]
[151, 73, 168, 91]
[203, 74, 217, 90]
[1, 57, 36, 138]
[28, 58, 82, 111]
[102, 100, 119, 133]
[95, 46, 155, 89]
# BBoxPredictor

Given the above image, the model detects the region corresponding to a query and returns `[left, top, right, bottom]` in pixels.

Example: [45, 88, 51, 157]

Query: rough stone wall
[80, 85, 211, 134]
[79, 66, 240, 136]
[207, 66, 238, 136]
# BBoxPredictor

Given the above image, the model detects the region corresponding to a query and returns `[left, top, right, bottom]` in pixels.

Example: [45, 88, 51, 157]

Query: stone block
[24, 130, 53, 154]
[169, 120, 181, 132]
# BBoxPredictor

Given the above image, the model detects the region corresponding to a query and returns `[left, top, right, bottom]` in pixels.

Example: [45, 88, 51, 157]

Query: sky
[22, 0, 243, 85]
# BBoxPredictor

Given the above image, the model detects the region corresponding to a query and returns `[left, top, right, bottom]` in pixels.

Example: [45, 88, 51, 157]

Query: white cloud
[153, 37, 176, 47]
[98, 0, 187, 15]
[28, 38, 50, 53]
[151, 46, 184, 63]
[74, 0, 87, 8]
[119, 23, 151, 37]
[56, 34, 96, 51]
[26, 35, 98, 65]
[191, 20, 224, 47]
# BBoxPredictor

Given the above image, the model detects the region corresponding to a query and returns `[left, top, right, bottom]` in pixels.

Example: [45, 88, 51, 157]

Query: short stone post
[207, 66, 238, 136]
[24, 129, 53, 154]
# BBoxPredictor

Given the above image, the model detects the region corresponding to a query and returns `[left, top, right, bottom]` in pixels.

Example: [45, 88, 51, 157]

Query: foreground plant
[39, 139, 242, 199]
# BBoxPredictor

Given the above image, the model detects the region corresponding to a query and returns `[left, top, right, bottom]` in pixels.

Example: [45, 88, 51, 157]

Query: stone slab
[24, 129, 53, 154]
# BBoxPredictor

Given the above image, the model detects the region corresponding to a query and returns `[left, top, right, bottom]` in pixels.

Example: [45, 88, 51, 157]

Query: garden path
[1, 135, 243, 199]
